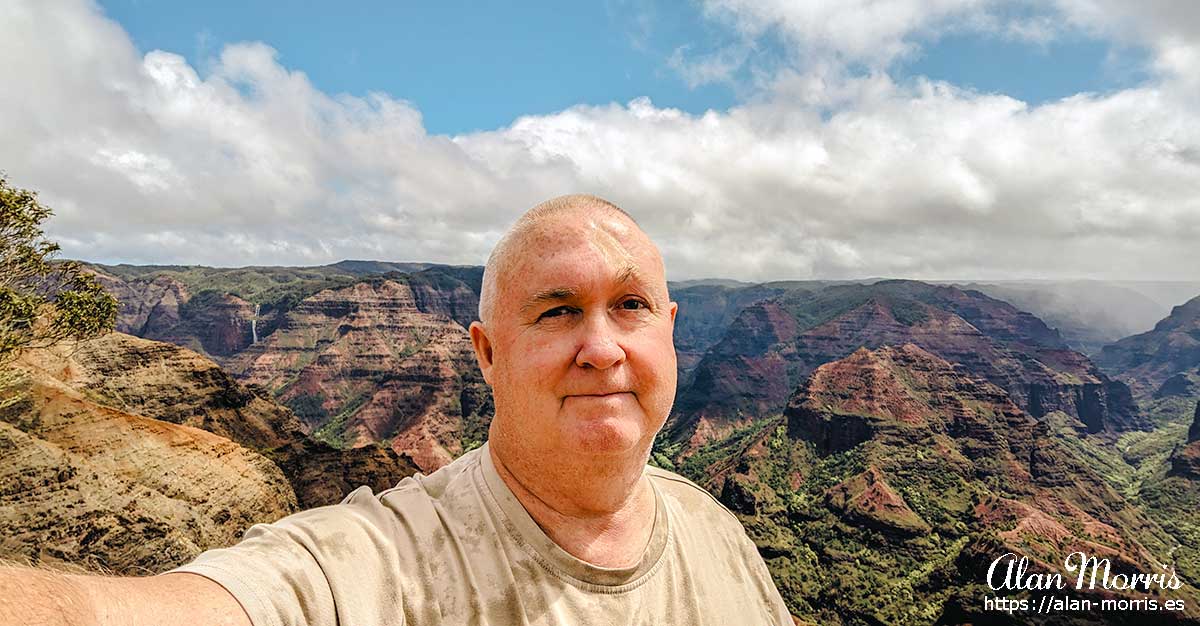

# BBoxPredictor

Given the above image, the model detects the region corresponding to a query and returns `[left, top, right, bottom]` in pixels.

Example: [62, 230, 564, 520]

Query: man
[1, 194, 792, 625]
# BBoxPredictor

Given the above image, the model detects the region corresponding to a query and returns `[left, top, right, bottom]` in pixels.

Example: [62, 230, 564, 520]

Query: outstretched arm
[0, 567, 250, 626]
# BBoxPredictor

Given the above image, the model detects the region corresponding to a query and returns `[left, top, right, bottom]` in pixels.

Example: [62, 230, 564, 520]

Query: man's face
[473, 213, 678, 460]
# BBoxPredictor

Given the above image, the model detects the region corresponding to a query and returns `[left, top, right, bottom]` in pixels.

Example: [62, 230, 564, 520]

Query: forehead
[502, 215, 663, 295]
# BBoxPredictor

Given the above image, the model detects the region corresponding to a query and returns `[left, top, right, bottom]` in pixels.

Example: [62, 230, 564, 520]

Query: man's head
[469, 194, 677, 468]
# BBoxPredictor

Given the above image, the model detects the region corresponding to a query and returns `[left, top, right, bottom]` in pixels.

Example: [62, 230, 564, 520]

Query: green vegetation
[659, 387, 1200, 623]
[887, 297, 932, 326]
[776, 282, 938, 337]
[96, 263, 361, 315]
[1111, 396, 1200, 585]
[394, 326, 431, 360]
[284, 394, 330, 427]
[178, 288, 229, 320]
[781, 287, 873, 333]
[675, 416, 779, 479]
[404, 265, 483, 295]
[1, 176, 118, 408]
[95, 262, 482, 322]
[311, 390, 372, 448]
[1139, 476, 1200, 585]
[1037, 401, 1198, 598]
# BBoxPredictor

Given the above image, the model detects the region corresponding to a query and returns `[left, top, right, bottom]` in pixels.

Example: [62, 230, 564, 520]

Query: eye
[619, 298, 649, 311]
[538, 305, 577, 320]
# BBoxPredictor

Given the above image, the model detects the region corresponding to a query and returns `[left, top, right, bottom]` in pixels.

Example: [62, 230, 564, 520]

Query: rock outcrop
[51, 333, 422, 503]
[21, 332, 305, 449]
[230, 278, 491, 471]
[90, 268, 190, 339]
[403, 266, 484, 330]
[1171, 401, 1200, 479]
[668, 282, 799, 381]
[158, 291, 258, 358]
[0, 355, 297, 573]
[678, 343, 1196, 624]
[272, 438, 419, 509]
[672, 280, 1144, 448]
[785, 344, 1035, 465]
[786, 344, 1046, 488]
[88, 264, 493, 472]
[825, 466, 931, 536]
[1098, 294, 1200, 399]
[0, 332, 422, 573]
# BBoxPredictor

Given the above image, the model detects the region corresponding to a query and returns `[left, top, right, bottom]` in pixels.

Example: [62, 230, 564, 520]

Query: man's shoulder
[645, 465, 741, 527]
[165, 451, 494, 626]
[296, 444, 488, 544]
[373, 444, 485, 502]
[644, 463, 721, 502]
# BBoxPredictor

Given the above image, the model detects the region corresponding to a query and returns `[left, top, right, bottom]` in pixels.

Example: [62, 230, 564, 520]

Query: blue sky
[98, 1, 743, 135]
[97, 0, 1148, 135]
[904, 33, 1149, 103]
[3, 0, 1198, 280]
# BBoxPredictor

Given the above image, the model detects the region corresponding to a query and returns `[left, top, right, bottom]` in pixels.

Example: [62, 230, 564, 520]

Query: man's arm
[0, 567, 250, 626]
[1, 486, 408, 626]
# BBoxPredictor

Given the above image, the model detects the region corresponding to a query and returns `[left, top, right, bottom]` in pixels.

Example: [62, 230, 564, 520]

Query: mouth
[565, 391, 633, 398]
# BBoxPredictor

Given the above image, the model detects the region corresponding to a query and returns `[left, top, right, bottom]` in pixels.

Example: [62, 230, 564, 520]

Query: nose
[575, 312, 627, 370]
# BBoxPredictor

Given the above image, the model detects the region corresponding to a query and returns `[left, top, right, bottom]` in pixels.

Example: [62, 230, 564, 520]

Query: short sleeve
[166, 486, 407, 626]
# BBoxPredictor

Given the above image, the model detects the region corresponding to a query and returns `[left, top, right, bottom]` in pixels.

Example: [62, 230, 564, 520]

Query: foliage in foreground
[1, 175, 118, 407]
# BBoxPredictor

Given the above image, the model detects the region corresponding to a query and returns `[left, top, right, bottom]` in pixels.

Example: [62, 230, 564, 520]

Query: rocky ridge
[37, 332, 305, 450]
[1098, 295, 1200, 399]
[1172, 401, 1200, 479]
[671, 280, 1144, 449]
[0, 345, 296, 573]
[959, 281, 1171, 356]
[73, 263, 1200, 623]
[49, 332, 421, 509]
[672, 343, 1197, 624]
[229, 277, 490, 471]
[0, 331, 420, 573]
[668, 282, 813, 382]
[91, 268, 191, 340]
[90, 264, 491, 473]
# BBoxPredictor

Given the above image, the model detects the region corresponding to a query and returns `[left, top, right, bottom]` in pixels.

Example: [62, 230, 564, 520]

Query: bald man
[1, 195, 792, 625]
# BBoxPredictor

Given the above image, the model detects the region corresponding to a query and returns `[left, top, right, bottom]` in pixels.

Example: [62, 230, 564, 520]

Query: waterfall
[251, 303, 260, 344]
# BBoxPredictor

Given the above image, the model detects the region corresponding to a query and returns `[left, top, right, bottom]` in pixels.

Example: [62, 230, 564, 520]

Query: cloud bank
[1, 0, 1198, 280]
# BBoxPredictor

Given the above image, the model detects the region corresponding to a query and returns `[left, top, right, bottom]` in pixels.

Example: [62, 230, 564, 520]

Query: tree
[1, 175, 118, 407]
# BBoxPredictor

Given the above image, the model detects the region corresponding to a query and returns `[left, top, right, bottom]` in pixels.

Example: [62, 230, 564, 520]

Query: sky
[1, 0, 1198, 281]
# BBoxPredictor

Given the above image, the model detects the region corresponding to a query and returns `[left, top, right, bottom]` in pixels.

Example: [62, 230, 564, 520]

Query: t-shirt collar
[476, 442, 671, 589]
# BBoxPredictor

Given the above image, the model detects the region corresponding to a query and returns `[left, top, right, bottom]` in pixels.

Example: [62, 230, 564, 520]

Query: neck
[488, 438, 657, 568]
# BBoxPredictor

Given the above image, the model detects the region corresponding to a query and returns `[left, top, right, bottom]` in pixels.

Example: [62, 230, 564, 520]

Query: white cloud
[684, 0, 1077, 85]
[701, 0, 998, 68]
[1052, 0, 1200, 94]
[671, 1, 1191, 96]
[0, 0, 1198, 281]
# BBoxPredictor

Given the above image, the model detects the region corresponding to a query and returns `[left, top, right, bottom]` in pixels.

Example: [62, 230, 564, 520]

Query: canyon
[3, 262, 1197, 623]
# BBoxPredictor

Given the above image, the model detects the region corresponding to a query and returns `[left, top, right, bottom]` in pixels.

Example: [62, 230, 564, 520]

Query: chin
[563, 414, 648, 456]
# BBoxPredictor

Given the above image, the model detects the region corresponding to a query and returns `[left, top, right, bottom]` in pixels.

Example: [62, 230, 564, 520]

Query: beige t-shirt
[170, 443, 792, 625]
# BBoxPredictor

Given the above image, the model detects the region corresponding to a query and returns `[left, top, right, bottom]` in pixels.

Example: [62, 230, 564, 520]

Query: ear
[669, 301, 678, 327]
[469, 321, 495, 385]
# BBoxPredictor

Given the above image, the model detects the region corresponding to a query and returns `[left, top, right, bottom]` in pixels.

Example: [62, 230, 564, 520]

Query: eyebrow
[518, 263, 648, 316]
[520, 287, 578, 315]
[614, 263, 641, 286]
